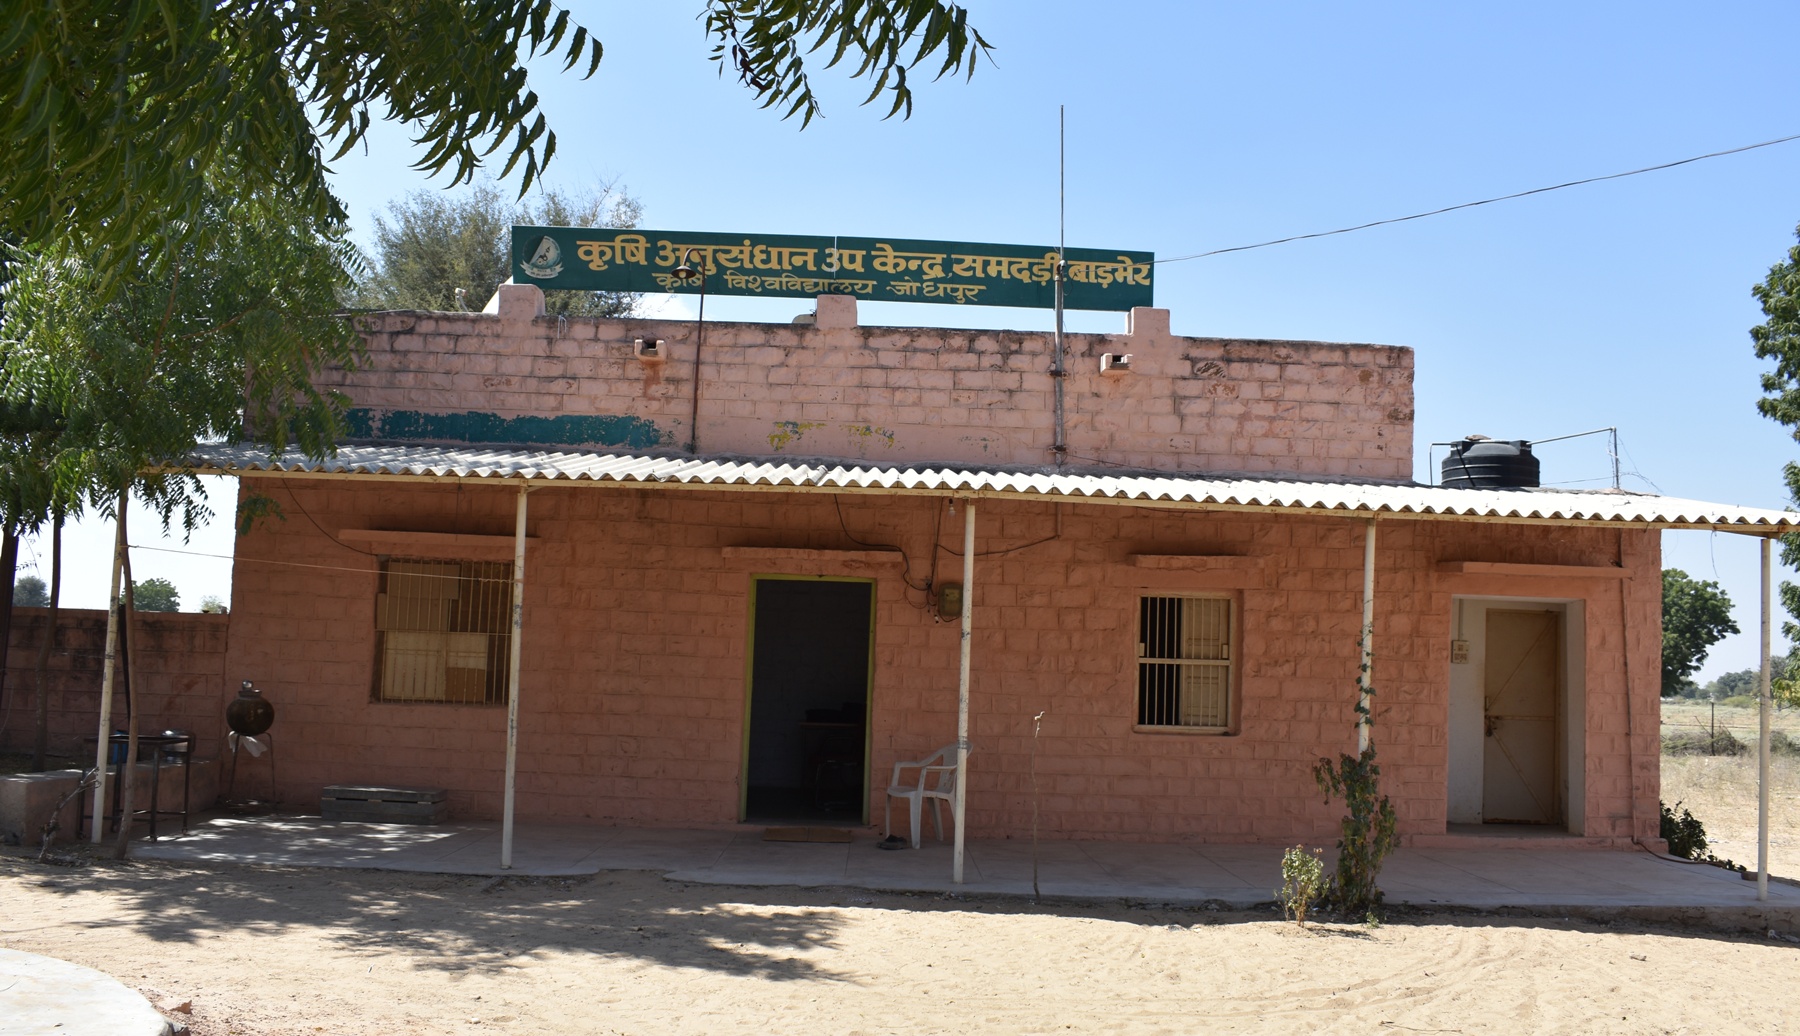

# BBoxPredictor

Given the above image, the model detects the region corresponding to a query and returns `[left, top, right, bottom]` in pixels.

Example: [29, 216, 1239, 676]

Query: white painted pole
[89, 504, 127, 843]
[1358, 518, 1376, 754]
[1759, 536, 1771, 901]
[953, 499, 975, 884]
[500, 484, 529, 869]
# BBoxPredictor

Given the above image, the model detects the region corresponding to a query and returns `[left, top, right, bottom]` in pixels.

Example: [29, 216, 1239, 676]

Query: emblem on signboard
[520, 235, 563, 279]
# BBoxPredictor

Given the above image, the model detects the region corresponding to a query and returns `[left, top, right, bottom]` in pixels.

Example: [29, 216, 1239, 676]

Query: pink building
[193, 285, 1792, 850]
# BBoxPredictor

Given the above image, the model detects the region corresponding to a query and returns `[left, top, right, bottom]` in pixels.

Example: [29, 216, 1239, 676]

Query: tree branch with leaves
[3, 1, 991, 294]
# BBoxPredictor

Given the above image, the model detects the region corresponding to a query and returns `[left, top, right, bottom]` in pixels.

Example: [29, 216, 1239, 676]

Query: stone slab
[0, 947, 171, 1036]
[130, 817, 1800, 930]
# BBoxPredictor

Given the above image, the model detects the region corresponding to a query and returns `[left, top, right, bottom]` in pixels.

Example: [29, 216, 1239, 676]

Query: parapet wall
[326, 286, 1414, 479]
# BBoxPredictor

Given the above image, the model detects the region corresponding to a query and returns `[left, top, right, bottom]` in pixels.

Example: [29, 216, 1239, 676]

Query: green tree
[1, 179, 360, 529]
[353, 180, 641, 317]
[4, 177, 358, 830]
[1751, 224, 1800, 642]
[129, 578, 180, 613]
[12, 574, 47, 608]
[1699, 654, 1795, 701]
[1662, 569, 1740, 696]
[1, 1, 990, 285]
[1702, 666, 1761, 701]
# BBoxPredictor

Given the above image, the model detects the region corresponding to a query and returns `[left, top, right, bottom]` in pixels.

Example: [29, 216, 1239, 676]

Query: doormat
[763, 827, 854, 843]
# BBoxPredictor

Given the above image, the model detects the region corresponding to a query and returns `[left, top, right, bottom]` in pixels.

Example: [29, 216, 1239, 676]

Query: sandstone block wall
[323, 291, 1414, 480]
[1, 610, 231, 765]
[220, 477, 1660, 845]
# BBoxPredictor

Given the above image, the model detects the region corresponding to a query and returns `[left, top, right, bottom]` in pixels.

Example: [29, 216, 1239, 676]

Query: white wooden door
[1482, 609, 1561, 824]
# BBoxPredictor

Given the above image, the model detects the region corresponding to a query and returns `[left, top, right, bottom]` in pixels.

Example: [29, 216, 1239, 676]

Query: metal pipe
[1050, 105, 1067, 466]
[90, 500, 127, 843]
[953, 498, 975, 884]
[1759, 536, 1771, 900]
[500, 483, 529, 869]
[1359, 518, 1376, 754]
[678, 249, 708, 454]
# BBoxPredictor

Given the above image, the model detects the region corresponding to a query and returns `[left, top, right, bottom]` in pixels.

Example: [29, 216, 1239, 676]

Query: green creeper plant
[1312, 665, 1399, 918]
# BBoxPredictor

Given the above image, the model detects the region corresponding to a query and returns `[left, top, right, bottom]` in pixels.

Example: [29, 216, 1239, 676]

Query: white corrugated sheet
[186, 442, 1799, 532]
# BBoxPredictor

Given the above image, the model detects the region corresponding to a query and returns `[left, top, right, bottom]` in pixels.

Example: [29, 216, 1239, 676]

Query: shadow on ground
[4, 847, 1789, 984]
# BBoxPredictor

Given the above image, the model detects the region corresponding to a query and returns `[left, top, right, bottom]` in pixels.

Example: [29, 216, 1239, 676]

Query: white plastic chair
[884, 744, 970, 848]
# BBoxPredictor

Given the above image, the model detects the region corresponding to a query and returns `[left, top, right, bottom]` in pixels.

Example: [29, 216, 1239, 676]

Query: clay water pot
[226, 681, 275, 737]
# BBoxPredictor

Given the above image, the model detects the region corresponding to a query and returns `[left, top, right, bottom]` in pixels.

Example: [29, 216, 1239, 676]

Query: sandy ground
[2, 854, 1798, 1036]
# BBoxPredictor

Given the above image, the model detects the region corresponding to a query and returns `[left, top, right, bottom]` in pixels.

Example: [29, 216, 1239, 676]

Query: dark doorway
[743, 578, 873, 824]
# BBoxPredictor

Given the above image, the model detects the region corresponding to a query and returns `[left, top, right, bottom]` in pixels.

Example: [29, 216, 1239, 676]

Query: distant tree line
[1669, 654, 1794, 702]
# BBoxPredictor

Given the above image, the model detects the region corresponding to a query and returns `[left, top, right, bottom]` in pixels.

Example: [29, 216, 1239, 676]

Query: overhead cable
[1157, 132, 1800, 264]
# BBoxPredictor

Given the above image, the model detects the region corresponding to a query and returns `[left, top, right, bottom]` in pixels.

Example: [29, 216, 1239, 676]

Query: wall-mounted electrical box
[935, 583, 964, 622]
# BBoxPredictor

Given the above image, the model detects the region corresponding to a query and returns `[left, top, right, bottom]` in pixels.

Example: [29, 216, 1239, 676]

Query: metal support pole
[90, 505, 127, 843]
[500, 484, 529, 869]
[1359, 518, 1376, 754]
[1759, 536, 1772, 901]
[953, 499, 975, 884]
[1050, 105, 1067, 466]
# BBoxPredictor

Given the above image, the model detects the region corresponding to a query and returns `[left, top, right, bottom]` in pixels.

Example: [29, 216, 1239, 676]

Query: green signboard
[510, 226, 1153, 311]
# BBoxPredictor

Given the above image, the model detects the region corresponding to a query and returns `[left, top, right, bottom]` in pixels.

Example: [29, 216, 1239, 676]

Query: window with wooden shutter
[373, 558, 512, 704]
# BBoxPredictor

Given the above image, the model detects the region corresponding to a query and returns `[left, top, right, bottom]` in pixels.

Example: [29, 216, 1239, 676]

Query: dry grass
[1661, 698, 1800, 875]
[1660, 699, 1800, 743]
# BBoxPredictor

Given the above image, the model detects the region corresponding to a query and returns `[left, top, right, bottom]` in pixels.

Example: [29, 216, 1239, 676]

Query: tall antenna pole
[1610, 427, 1621, 490]
[1051, 105, 1068, 467]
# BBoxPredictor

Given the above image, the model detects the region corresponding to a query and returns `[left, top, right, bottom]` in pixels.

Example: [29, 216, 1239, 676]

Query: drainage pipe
[501, 483, 529, 869]
[953, 498, 975, 884]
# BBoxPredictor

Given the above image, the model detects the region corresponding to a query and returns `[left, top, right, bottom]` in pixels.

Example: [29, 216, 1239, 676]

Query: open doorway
[1447, 597, 1587, 832]
[742, 577, 874, 824]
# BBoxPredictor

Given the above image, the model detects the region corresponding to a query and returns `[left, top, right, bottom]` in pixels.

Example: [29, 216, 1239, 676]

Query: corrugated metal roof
[186, 442, 1799, 532]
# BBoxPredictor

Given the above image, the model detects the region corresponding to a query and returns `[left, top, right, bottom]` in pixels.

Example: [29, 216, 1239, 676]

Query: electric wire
[829, 494, 933, 602]
[1157, 132, 1800, 264]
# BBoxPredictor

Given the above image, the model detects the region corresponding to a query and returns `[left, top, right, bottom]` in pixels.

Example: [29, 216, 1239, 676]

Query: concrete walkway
[128, 814, 1800, 912]
[0, 948, 172, 1036]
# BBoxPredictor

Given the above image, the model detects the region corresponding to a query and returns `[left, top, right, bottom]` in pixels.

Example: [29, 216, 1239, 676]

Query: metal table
[80, 733, 193, 841]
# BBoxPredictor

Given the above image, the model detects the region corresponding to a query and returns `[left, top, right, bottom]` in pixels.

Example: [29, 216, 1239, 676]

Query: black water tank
[1441, 438, 1540, 488]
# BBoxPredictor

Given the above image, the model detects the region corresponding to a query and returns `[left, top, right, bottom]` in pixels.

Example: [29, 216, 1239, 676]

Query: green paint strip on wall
[346, 409, 671, 450]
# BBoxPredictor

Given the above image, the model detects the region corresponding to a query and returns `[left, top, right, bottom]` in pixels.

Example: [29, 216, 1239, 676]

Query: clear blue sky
[27, 1, 1800, 680]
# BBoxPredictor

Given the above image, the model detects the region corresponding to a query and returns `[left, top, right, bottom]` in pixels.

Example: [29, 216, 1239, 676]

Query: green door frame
[740, 574, 878, 824]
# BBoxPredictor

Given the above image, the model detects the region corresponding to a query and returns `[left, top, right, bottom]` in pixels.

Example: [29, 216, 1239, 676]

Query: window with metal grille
[1137, 595, 1234, 730]
[373, 558, 512, 704]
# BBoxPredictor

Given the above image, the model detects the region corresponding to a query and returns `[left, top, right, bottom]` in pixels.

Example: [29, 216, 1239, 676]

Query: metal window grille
[373, 558, 513, 705]
[1137, 595, 1233, 729]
